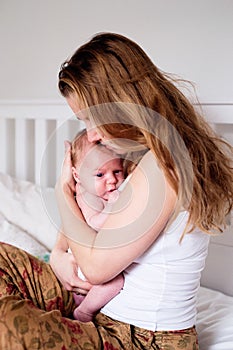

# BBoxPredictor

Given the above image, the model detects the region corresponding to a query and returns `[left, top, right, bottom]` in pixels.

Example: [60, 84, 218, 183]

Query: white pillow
[0, 214, 49, 258]
[0, 173, 60, 251]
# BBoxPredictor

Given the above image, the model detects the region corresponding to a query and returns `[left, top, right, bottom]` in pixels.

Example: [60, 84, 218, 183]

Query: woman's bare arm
[56, 150, 177, 285]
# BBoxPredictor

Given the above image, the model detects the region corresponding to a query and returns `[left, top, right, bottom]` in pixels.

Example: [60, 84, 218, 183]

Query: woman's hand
[50, 233, 93, 294]
[60, 140, 76, 194]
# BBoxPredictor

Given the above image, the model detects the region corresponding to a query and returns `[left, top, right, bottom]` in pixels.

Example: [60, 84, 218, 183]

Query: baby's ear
[72, 166, 80, 183]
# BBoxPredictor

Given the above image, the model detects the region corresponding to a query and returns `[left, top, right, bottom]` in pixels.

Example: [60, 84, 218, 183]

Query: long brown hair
[58, 32, 233, 235]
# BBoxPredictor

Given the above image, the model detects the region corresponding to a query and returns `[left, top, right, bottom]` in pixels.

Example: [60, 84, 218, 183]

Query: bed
[0, 100, 233, 349]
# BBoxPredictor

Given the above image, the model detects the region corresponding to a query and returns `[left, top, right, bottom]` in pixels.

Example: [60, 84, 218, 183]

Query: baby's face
[78, 146, 125, 201]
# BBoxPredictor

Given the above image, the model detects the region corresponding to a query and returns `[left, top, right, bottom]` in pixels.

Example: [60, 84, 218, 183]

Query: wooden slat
[0, 102, 232, 188]
[197, 104, 233, 124]
[15, 119, 27, 180]
[0, 100, 70, 120]
[0, 118, 7, 174]
[35, 119, 47, 186]
[55, 119, 69, 183]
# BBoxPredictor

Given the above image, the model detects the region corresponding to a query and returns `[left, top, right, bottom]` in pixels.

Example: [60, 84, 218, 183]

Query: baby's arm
[76, 184, 119, 231]
[74, 185, 124, 322]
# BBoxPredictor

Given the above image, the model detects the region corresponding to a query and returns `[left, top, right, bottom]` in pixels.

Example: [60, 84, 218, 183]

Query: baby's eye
[114, 170, 123, 174]
[96, 172, 104, 178]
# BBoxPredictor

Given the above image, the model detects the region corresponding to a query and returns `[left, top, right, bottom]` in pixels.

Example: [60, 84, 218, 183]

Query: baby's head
[71, 130, 125, 201]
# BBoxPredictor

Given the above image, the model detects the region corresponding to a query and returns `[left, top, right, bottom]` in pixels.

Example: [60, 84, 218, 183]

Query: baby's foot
[73, 292, 85, 306]
[73, 307, 94, 322]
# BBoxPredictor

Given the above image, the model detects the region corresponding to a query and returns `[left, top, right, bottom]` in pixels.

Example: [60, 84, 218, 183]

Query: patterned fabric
[0, 243, 199, 349]
[36, 252, 51, 263]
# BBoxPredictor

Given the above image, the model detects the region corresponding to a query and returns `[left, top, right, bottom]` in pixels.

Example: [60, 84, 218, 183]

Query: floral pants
[0, 243, 199, 350]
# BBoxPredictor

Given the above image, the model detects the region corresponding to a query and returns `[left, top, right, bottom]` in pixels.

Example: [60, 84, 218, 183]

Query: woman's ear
[72, 166, 80, 183]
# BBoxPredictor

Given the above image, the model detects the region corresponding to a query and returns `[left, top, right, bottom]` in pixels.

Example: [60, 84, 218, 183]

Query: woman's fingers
[61, 140, 76, 192]
[73, 288, 88, 295]
[64, 140, 71, 153]
[72, 278, 93, 294]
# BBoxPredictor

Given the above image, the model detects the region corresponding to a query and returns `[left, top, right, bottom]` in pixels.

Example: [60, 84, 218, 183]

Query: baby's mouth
[107, 187, 117, 193]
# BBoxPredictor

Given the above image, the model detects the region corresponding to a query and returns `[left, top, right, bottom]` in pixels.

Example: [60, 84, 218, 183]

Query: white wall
[0, 0, 233, 103]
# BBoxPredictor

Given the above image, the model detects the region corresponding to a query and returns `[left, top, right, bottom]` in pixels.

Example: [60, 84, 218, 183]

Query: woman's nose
[87, 128, 101, 143]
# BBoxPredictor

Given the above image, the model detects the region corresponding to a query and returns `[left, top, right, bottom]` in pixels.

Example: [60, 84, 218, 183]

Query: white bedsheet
[196, 287, 233, 350]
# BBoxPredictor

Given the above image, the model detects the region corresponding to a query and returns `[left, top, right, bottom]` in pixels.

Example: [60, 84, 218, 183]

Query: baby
[70, 129, 125, 322]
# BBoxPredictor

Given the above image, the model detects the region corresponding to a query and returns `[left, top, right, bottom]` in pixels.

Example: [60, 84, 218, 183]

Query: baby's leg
[73, 273, 124, 322]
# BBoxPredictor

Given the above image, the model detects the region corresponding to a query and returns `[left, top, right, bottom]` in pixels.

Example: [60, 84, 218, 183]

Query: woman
[0, 32, 232, 349]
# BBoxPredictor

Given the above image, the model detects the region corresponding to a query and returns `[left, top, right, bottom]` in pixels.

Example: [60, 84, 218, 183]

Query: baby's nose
[107, 173, 117, 184]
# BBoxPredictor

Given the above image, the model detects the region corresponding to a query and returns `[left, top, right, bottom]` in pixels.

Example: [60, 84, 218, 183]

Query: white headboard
[0, 100, 232, 187]
[0, 100, 84, 187]
[0, 100, 232, 295]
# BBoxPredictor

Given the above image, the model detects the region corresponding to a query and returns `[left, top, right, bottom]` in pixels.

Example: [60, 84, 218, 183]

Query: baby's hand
[108, 190, 120, 203]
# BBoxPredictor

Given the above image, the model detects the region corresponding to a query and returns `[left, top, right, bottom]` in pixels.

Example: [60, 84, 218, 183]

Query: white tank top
[101, 211, 210, 331]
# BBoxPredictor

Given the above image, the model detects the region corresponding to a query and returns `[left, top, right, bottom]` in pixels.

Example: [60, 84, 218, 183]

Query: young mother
[0, 33, 232, 349]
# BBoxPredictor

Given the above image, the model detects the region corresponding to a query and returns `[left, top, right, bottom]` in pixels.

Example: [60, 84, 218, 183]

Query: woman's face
[66, 95, 126, 154]
[66, 95, 102, 143]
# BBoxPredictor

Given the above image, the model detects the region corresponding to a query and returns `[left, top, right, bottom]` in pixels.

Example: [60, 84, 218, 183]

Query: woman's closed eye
[114, 170, 123, 175]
